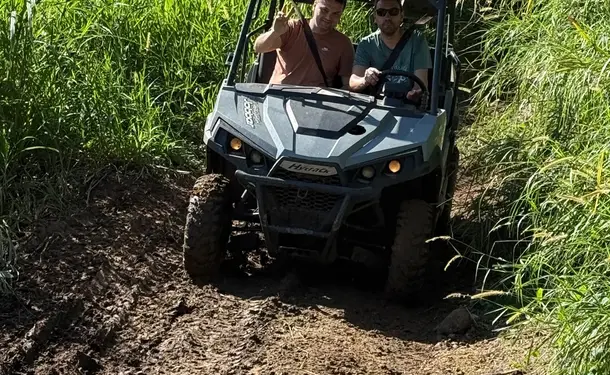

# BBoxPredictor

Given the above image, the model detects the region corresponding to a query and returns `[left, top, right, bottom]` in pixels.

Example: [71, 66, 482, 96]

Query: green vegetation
[1, 0, 252, 288]
[1, 0, 609, 373]
[461, 1, 610, 374]
[0, 0, 253, 284]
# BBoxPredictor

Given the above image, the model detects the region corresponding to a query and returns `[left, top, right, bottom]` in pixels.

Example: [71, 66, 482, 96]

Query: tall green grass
[0, 0, 254, 287]
[463, 0, 610, 373]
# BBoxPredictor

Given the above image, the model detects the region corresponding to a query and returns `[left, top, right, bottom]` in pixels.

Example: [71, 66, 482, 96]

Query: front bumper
[234, 169, 375, 262]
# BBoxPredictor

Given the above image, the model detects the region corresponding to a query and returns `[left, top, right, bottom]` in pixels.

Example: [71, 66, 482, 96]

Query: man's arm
[406, 68, 428, 101]
[414, 69, 428, 91]
[254, 9, 291, 54]
[349, 40, 380, 92]
[350, 65, 382, 92]
[254, 30, 284, 53]
[349, 65, 368, 92]
[407, 32, 433, 101]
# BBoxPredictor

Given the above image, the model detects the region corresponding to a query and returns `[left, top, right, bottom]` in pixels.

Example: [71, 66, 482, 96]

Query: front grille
[269, 186, 339, 212]
[261, 182, 342, 233]
[261, 167, 344, 232]
[271, 168, 342, 186]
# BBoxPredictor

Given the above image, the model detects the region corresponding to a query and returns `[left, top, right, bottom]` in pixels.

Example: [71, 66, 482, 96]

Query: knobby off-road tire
[183, 173, 232, 282]
[385, 199, 435, 302]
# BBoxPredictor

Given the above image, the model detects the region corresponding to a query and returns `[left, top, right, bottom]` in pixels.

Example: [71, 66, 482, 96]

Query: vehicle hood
[206, 83, 445, 169]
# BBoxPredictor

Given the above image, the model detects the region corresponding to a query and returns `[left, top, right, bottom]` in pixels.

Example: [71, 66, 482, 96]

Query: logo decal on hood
[243, 98, 261, 128]
[280, 161, 338, 176]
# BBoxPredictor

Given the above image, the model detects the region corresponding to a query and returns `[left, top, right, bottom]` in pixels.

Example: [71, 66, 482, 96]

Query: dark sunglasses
[375, 7, 401, 17]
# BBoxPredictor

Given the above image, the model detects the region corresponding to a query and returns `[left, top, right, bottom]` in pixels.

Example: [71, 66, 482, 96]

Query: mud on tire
[385, 199, 435, 301]
[183, 173, 232, 282]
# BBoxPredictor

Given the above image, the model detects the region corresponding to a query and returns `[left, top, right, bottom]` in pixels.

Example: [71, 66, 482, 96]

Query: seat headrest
[257, 51, 278, 84]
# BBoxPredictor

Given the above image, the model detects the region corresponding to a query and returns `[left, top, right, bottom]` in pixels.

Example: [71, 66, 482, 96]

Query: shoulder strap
[381, 15, 433, 72]
[288, 0, 329, 87]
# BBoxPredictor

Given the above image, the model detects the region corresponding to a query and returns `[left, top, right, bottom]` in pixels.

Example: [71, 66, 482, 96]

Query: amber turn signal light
[388, 160, 401, 173]
[229, 137, 242, 151]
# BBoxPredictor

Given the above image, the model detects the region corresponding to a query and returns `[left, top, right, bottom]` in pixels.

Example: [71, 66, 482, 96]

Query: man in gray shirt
[349, 0, 431, 102]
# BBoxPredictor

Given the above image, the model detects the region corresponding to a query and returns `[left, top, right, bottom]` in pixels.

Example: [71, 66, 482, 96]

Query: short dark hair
[374, 0, 402, 8]
[314, 0, 348, 9]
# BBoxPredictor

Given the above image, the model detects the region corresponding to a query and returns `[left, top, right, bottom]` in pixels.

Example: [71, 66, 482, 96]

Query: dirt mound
[0, 171, 538, 375]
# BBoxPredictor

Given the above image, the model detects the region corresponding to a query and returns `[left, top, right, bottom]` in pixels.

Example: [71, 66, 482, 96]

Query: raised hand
[271, 4, 294, 35]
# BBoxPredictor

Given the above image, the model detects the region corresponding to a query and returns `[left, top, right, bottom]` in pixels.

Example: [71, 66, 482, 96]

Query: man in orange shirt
[253, 0, 354, 89]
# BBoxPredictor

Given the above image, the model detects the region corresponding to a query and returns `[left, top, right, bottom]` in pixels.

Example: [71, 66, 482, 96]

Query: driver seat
[245, 51, 277, 84]
[256, 51, 278, 84]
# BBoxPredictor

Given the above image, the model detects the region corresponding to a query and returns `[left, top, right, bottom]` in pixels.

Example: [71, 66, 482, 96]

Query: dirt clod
[75, 351, 102, 373]
[169, 297, 193, 319]
[436, 306, 474, 336]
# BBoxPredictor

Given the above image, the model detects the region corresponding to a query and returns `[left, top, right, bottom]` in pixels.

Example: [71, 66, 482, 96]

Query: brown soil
[0, 170, 542, 375]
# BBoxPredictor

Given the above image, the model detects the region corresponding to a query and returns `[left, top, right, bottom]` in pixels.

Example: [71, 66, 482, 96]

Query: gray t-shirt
[354, 29, 432, 90]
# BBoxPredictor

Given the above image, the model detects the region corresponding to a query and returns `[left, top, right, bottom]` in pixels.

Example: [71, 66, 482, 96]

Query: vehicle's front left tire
[183, 173, 232, 282]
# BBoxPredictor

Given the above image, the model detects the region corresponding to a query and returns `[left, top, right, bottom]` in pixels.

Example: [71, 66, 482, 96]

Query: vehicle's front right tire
[385, 199, 435, 302]
[183, 173, 232, 282]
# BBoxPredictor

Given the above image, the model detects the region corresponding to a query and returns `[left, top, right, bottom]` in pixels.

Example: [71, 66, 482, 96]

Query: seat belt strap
[381, 15, 433, 71]
[288, 0, 329, 87]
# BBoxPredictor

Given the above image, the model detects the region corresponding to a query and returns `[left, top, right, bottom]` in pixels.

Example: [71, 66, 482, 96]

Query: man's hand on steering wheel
[363, 67, 381, 87]
[407, 87, 422, 102]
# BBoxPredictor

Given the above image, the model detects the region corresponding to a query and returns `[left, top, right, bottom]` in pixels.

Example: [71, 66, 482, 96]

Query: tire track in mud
[98, 277, 301, 375]
[0, 296, 85, 375]
[221, 295, 293, 374]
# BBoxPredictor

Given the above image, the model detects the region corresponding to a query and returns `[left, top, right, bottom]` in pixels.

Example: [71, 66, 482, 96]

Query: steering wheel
[373, 69, 429, 108]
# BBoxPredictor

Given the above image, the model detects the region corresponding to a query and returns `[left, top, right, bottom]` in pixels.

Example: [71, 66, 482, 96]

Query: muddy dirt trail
[1, 171, 537, 375]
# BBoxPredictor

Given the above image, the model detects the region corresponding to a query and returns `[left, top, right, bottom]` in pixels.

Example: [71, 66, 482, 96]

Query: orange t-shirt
[269, 19, 355, 87]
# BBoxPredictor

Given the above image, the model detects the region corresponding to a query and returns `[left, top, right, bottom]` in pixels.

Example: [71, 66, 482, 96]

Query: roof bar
[228, 0, 259, 86]
[430, 0, 446, 113]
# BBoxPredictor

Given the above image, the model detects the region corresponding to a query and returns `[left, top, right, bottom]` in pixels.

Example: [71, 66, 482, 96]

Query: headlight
[249, 150, 263, 165]
[216, 123, 270, 167]
[361, 166, 375, 179]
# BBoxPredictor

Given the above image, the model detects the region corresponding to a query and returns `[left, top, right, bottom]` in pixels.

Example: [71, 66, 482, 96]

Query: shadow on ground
[209, 237, 494, 346]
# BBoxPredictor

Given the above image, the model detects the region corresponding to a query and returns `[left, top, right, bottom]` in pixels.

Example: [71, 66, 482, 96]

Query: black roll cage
[226, 0, 457, 115]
